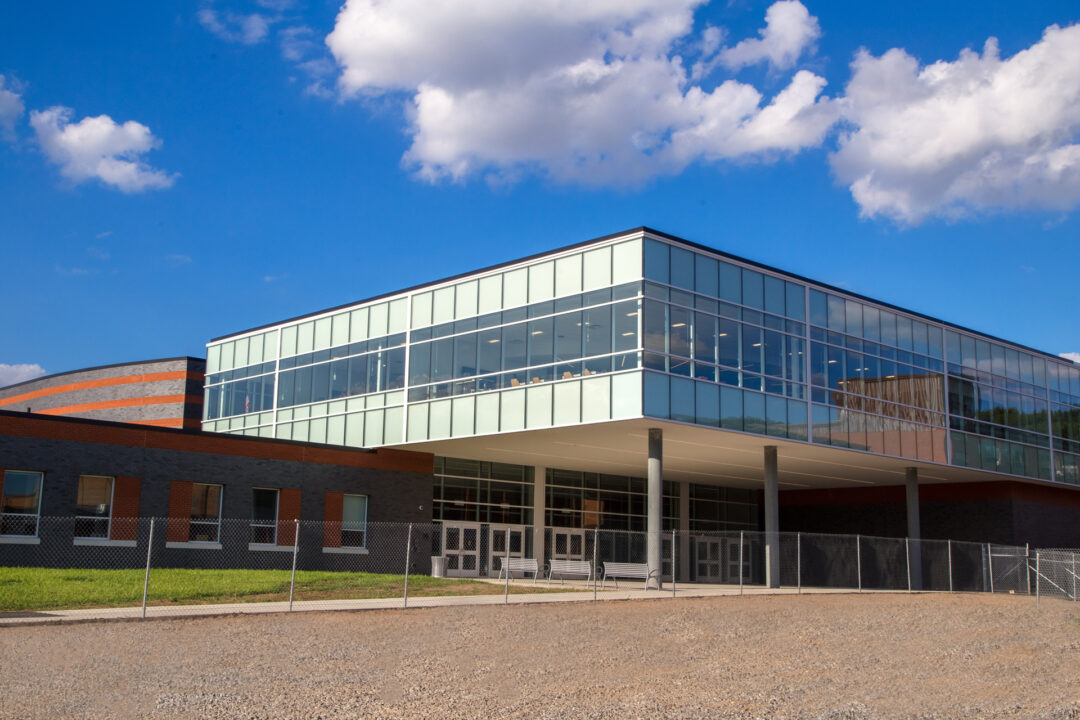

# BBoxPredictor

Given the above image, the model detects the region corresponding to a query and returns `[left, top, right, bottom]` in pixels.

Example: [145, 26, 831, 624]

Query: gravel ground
[3, 592, 1080, 719]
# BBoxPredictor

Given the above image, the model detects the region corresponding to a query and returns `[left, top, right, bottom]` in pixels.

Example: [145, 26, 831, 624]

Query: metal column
[647, 428, 663, 590]
[533, 465, 546, 569]
[906, 467, 922, 591]
[764, 445, 780, 589]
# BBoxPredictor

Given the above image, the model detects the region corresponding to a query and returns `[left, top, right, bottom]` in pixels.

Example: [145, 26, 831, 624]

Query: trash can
[431, 556, 446, 578]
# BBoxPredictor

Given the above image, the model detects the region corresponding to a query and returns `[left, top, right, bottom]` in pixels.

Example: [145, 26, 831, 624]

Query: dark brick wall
[0, 431, 432, 571]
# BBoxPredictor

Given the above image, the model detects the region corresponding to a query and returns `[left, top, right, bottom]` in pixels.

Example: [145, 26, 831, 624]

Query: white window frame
[341, 493, 368, 549]
[249, 487, 279, 547]
[74, 475, 114, 540]
[0, 469, 44, 540]
[189, 482, 224, 543]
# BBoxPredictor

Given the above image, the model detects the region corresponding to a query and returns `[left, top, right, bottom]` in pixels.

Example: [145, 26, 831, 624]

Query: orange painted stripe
[137, 418, 186, 428]
[36, 394, 203, 416]
[0, 370, 204, 407]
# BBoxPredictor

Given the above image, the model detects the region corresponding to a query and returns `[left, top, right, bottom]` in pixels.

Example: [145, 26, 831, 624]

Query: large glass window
[1, 470, 43, 537]
[75, 475, 113, 539]
[251, 488, 278, 544]
[190, 483, 223, 542]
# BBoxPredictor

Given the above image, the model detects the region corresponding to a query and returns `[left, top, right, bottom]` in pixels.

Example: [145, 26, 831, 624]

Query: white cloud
[1061, 352, 1080, 364]
[29, 106, 176, 193]
[717, 0, 821, 71]
[198, 8, 272, 45]
[326, 0, 836, 185]
[831, 23, 1080, 223]
[0, 363, 47, 388]
[0, 74, 25, 141]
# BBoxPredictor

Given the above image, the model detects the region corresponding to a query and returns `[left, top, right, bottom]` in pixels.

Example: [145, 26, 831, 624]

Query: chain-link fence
[0, 517, 1074, 617]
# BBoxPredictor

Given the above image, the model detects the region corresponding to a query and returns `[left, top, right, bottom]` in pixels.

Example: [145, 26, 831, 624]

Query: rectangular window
[1, 470, 43, 536]
[75, 475, 113, 538]
[342, 494, 368, 547]
[251, 488, 278, 544]
[190, 483, 223, 542]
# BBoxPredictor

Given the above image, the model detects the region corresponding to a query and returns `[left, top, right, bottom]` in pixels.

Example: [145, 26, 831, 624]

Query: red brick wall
[323, 492, 343, 548]
[277, 488, 301, 546]
[109, 476, 141, 541]
[166, 480, 193, 542]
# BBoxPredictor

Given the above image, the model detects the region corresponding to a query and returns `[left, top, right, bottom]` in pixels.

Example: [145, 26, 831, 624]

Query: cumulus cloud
[29, 106, 176, 192]
[326, 0, 836, 185]
[0, 74, 25, 141]
[717, 0, 821, 71]
[0, 363, 47, 388]
[831, 23, 1080, 223]
[1061, 353, 1080, 364]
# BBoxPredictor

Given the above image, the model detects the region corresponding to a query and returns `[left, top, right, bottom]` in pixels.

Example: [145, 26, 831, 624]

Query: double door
[442, 522, 527, 578]
[694, 536, 752, 583]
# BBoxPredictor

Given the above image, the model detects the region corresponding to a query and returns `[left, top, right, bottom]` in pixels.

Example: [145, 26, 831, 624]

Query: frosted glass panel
[582, 246, 612, 291]
[475, 393, 500, 434]
[553, 380, 581, 425]
[581, 376, 611, 422]
[292, 420, 309, 443]
[219, 342, 234, 371]
[248, 335, 263, 366]
[411, 292, 432, 329]
[428, 399, 451, 439]
[384, 406, 403, 444]
[276, 423, 293, 441]
[327, 414, 346, 445]
[611, 372, 641, 418]
[368, 303, 389, 337]
[233, 338, 249, 368]
[296, 322, 315, 354]
[478, 275, 502, 313]
[364, 408, 384, 446]
[503, 268, 528, 308]
[206, 344, 221, 374]
[407, 403, 429, 442]
[308, 417, 327, 444]
[346, 412, 366, 446]
[500, 388, 526, 431]
[350, 307, 369, 340]
[452, 396, 475, 436]
[262, 330, 278, 362]
[388, 299, 407, 333]
[528, 261, 555, 302]
[280, 325, 297, 358]
[526, 385, 553, 428]
[455, 280, 478, 320]
[313, 317, 332, 351]
[432, 287, 455, 324]
[555, 254, 583, 296]
[612, 239, 642, 284]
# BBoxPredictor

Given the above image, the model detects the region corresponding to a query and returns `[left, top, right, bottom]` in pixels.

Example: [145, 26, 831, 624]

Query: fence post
[797, 532, 801, 594]
[988, 544, 994, 594]
[593, 527, 598, 602]
[504, 528, 511, 605]
[141, 517, 154, 619]
[1025, 543, 1030, 595]
[1036, 552, 1041, 608]
[856, 535, 862, 593]
[1073, 553, 1077, 602]
[288, 519, 299, 611]
[739, 531, 744, 595]
[403, 522, 413, 610]
[665, 526, 673, 600]
[905, 537, 911, 592]
[947, 540, 953, 593]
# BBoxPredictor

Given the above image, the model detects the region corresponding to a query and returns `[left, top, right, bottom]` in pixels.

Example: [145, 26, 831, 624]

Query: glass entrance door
[551, 528, 586, 561]
[694, 536, 752, 583]
[489, 524, 526, 577]
[442, 522, 481, 577]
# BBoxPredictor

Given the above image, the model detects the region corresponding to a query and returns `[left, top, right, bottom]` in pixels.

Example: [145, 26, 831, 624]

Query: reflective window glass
[741, 269, 764, 310]
[718, 262, 741, 304]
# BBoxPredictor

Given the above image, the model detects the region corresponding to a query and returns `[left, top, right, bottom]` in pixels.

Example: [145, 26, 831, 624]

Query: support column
[647, 428, 663, 590]
[533, 466, 546, 567]
[906, 467, 922, 591]
[764, 445, 780, 589]
[679, 481, 691, 582]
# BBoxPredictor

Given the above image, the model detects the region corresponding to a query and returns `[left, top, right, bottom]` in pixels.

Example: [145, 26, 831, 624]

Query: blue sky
[1, 0, 1079, 385]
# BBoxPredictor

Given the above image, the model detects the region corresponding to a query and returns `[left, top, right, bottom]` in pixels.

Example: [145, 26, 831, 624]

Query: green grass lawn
[0, 567, 568, 612]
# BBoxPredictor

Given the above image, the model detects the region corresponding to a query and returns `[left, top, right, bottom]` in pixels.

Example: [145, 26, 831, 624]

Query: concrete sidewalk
[0, 580, 864, 626]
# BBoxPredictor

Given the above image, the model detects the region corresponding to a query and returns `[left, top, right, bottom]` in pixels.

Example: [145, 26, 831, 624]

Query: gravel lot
[3, 592, 1080, 719]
